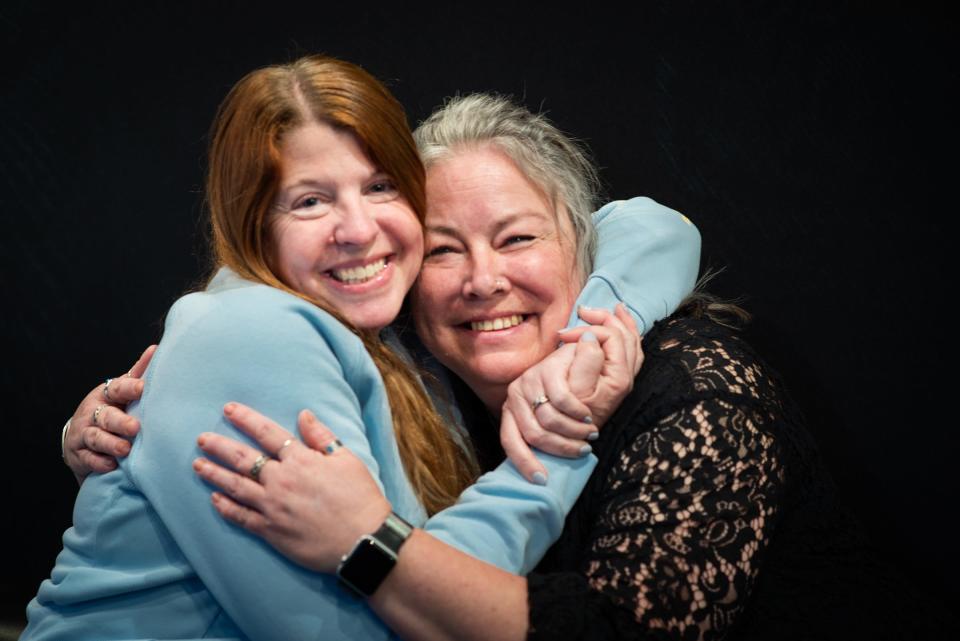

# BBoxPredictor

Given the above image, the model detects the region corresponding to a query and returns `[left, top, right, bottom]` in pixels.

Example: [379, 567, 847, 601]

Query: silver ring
[103, 378, 114, 402]
[531, 395, 550, 412]
[249, 454, 270, 481]
[276, 438, 295, 459]
[324, 439, 344, 455]
[92, 404, 108, 426]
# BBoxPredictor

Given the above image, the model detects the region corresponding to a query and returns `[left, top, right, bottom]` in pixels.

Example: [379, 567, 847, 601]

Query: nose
[462, 249, 509, 299]
[333, 198, 379, 248]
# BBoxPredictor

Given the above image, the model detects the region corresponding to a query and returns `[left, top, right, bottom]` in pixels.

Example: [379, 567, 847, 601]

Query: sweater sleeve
[568, 197, 701, 334]
[127, 284, 411, 641]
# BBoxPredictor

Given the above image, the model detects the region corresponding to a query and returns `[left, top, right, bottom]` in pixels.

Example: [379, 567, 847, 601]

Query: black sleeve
[528, 321, 787, 641]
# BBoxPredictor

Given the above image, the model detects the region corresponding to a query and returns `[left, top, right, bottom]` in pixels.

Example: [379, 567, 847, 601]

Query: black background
[2, 1, 956, 625]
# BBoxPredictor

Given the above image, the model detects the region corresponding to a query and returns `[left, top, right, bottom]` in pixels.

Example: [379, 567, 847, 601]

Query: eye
[504, 235, 535, 246]
[424, 245, 456, 258]
[287, 193, 331, 218]
[367, 178, 399, 202]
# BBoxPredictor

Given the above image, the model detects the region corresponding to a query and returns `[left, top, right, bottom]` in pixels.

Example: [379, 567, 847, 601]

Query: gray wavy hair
[413, 93, 601, 277]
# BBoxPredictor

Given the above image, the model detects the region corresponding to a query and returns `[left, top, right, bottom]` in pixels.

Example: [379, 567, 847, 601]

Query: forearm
[370, 529, 528, 641]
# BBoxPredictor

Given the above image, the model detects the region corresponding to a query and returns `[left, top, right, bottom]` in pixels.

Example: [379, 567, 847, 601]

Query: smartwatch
[337, 512, 413, 597]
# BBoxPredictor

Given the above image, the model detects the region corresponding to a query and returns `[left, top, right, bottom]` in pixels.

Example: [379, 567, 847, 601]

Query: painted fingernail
[531, 471, 547, 485]
[587, 430, 599, 441]
[581, 331, 598, 342]
[223, 402, 236, 415]
[579, 444, 593, 456]
[192, 459, 205, 472]
[582, 415, 593, 425]
[197, 434, 207, 447]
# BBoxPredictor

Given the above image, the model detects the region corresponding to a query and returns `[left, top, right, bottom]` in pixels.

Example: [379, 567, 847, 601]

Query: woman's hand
[500, 304, 643, 483]
[63, 345, 156, 483]
[194, 402, 392, 574]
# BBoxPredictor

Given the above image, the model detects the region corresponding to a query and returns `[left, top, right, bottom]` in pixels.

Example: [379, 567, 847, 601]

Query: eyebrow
[424, 211, 551, 237]
[279, 169, 390, 194]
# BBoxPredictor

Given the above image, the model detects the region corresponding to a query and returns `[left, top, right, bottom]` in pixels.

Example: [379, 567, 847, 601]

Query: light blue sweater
[24, 197, 699, 640]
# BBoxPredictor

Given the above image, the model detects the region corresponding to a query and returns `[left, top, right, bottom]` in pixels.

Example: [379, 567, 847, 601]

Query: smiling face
[270, 121, 423, 331]
[412, 146, 583, 410]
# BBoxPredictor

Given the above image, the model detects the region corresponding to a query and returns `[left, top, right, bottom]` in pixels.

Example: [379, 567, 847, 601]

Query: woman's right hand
[501, 304, 643, 483]
[194, 403, 392, 574]
[63, 345, 156, 483]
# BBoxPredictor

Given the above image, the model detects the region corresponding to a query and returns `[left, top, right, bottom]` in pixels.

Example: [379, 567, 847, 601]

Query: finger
[97, 405, 140, 439]
[614, 303, 644, 373]
[299, 410, 340, 454]
[82, 424, 132, 457]
[223, 402, 296, 455]
[193, 458, 267, 510]
[507, 383, 593, 459]
[128, 344, 157, 378]
[536, 347, 594, 425]
[210, 492, 268, 536]
[103, 377, 145, 406]
[580, 308, 631, 371]
[197, 431, 276, 481]
[531, 402, 598, 441]
[75, 449, 119, 474]
[499, 407, 547, 484]
[567, 332, 605, 398]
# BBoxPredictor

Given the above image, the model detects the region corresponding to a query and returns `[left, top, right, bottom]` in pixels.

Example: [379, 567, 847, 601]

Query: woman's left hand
[501, 303, 643, 483]
[193, 402, 392, 573]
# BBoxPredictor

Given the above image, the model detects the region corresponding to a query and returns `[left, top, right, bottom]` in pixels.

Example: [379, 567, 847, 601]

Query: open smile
[462, 314, 529, 332]
[326, 257, 389, 285]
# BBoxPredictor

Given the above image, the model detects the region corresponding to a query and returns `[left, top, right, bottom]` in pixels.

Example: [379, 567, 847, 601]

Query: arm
[129, 283, 416, 641]
[569, 197, 701, 333]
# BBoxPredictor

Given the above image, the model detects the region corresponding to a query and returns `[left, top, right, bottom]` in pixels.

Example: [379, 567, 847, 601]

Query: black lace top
[515, 314, 946, 641]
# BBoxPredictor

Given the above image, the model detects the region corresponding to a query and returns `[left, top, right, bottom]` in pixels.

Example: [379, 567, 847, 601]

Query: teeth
[471, 315, 523, 332]
[331, 259, 386, 284]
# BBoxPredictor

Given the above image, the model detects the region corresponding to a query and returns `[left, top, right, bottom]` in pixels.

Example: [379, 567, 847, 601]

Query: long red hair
[205, 55, 476, 514]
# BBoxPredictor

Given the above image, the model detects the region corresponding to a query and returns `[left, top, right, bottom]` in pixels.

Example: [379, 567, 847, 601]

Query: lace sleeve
[528, 325, 787, 641]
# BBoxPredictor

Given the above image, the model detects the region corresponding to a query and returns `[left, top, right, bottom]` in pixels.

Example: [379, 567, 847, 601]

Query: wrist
[337, 510, 413, 597]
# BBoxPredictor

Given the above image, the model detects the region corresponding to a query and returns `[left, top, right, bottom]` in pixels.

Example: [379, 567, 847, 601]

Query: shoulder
[642, 313, 774, 401]
[162, 273, 367, 374]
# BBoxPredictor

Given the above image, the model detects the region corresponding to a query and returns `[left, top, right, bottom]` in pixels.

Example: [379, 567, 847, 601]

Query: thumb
[568, 331, 604, 398]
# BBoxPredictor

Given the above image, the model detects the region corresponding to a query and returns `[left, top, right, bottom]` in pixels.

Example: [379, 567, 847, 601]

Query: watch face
[339, 537, 397, 596]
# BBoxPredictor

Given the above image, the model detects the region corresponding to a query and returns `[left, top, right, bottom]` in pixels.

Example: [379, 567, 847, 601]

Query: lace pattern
[528, 315, 789, 641]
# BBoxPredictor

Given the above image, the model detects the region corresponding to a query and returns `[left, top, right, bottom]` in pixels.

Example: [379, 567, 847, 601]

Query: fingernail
[211, 492, 222, 503]
[579, 305, 597, 312]
[557, 326, 573, 334]
[581, 331, 598, 342]
[192, 459, 204, 472]
[223, 402, 236, 415]
[531, 471, 547, 486]
[579, 444, 593, 456]
[197, 434, 207, 447]
[587, 430, 599, 441]
[582, 415, 593, 425]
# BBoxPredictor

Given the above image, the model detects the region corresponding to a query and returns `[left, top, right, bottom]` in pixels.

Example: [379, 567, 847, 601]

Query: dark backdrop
[2, 1, 956, 624]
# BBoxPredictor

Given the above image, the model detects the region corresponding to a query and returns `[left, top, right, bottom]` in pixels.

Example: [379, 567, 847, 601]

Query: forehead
[424, 146, 554, 228]
[279, 122, 373, 176]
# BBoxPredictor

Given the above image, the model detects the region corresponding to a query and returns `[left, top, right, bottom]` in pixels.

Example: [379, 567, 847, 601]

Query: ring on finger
[249, 454, 270, 481]
[276, 438, 295, 459]
[103, 378, 114, 402]
[323, 439, 344, 455]
[531, 395, 550, 412]
[92, 404, 108, 426]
